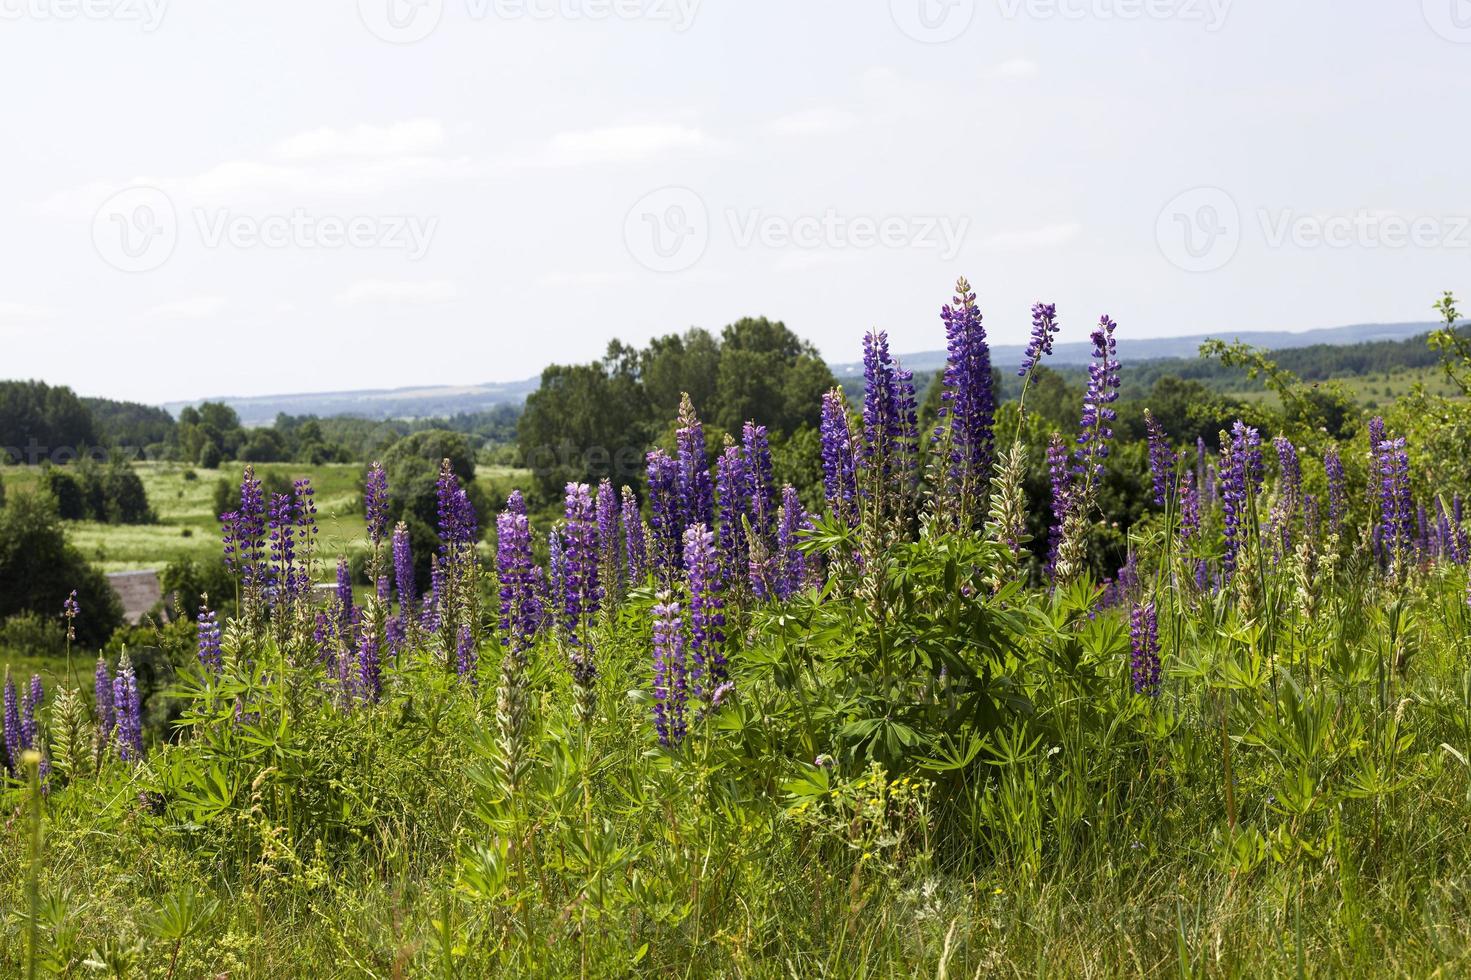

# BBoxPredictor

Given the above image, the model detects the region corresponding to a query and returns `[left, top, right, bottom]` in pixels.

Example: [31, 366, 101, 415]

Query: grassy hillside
[0, 462, 530, 575]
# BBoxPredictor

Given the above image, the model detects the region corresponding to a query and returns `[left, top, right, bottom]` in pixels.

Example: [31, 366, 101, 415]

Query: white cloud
[534, 271, 626, 288]
[529, 124, 711, 168]
[38, 118, 471, 214]
[0, 302, 55, 321]
[980, 222, 1082, 250]
[770, 108, 861, 136]
[334, 280, 458, 307]
[182, 154, 474, 203]
[274, 119, 447, 161]
[990, 58, 1040, 79]
[139, 296, 230, 320]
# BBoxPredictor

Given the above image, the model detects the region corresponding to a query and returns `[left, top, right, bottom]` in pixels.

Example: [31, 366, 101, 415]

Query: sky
[1, 1, 1469, 404]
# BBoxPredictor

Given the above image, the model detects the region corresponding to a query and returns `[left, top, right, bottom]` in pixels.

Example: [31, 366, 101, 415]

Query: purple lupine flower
[421, 555, 446, 635]
[675, 394, 715, 534]
[357, 631, 381, 702]
[456, 625, 477, 685]
[1179, 468, 1200, 542]
[1273, 437, 1302, 555]
[1194, 559, 1211, 592]
[111, 653, 143, 761]
[646, 449, 682, 580]
[21, 675, 42, 750]
[819, 388, 858, 523]
[1368, 416, 1386, 449]
[715, 443, 749, 586]
[743, 421, 776, 543]
[1324, 445, 1345, 535]
[861, 330, 919, 507]
[1046, 434, 1073, 565]
[1417, 502, 1432, 560]
[562, 483, 601, 634]
[1435, 498, 1456, 564]
[385, 614, 405, 657]
[651, 593, 688, 747]
[1375, 436, 1413, 570]
[1221, 421, 1264, 574]
[1457, 496, 1468, 557]
[622, 485, 648, 583]
[1129, 602, 1162, 697]
[392, 521, 415, 611]
[1019, 302, 1060, 378]
[496, 496, 541, 654]
[547, 529, 565, 618]
[435, 460, 478, 552]
[197, 603, 223, 674]
[289, 479, 318, 605]
[238, 467, 266, 588]
[595, 479, 622, 600]
[776, 485, 806, 600]
[364, 462, 390, 547]
[933, 278, 996, 514]
[1144, 410, 1174, 507]
[267, 491, 297, 604]
[1074, 316, 1122, 489]
[62, 590, 79, 643]
[683, 524, 727, 702]
[336, 558, 354, 631]
[376, 575, 391, 605]
[94, 656, 114, 744]
[3, 671, 19, 770]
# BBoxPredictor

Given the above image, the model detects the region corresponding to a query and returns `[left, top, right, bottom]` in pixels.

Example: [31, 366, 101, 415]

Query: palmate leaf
[913, 730, 987, 774]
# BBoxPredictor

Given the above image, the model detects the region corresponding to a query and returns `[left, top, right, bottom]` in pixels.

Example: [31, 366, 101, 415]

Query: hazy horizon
[4, 3, 1469, 404]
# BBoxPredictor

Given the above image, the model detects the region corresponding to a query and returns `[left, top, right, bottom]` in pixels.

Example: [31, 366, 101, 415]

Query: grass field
[0, 461, 531, 574]
[1223, 364, 1463, 408]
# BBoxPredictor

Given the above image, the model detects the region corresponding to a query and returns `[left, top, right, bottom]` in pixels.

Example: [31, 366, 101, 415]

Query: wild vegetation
[0, 284, 1469, 976]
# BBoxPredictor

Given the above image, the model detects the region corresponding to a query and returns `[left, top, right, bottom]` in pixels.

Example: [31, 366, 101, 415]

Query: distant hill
[163, 379, 541, 427]
[167, 321, 1443, 426]
[828, 321, 1443, 377]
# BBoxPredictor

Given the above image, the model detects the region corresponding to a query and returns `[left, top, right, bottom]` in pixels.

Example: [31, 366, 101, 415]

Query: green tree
[0, 489, 123, 648]
[381, 430, 484, 587]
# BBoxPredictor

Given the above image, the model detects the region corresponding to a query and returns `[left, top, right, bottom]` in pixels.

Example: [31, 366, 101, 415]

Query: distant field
[1221, 364, 1462, 409]
[0, 460, 531, 574]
